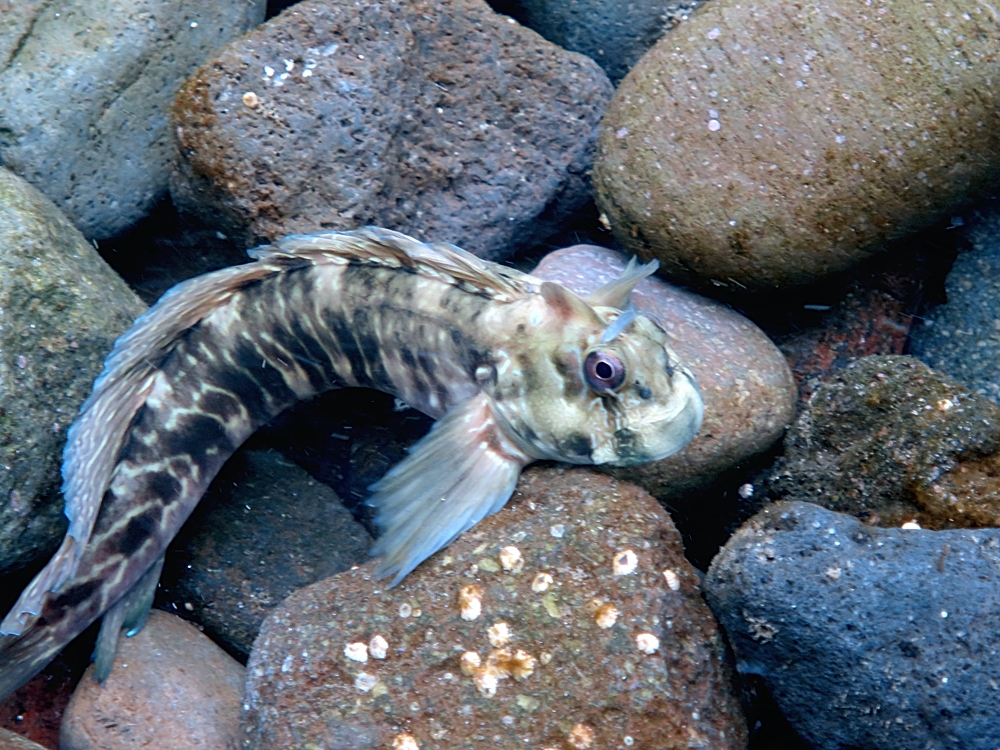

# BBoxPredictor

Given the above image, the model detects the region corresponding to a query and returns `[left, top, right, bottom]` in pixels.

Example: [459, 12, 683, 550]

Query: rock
[60, 611, 244, 750]
[767, 355, 1000, 530]
[169, 0, 613, 260]
[243, 467, 748, 749]
[705, 500, 1000, 750]
[0, 645, 83, 750]
[0, 0, 266, 240]
[489, 0, 704, 84]
[593, 0, 1000, 291]
[0, 168, 145, 579]
[533, 244, 797, 502]
[910, 209, 1000, 404]
[0, 728, 48, 750]
[159, 449, 373, 658]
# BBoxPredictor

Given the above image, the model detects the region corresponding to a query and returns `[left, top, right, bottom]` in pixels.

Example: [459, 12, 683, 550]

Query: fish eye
[584, 350, 626, 392]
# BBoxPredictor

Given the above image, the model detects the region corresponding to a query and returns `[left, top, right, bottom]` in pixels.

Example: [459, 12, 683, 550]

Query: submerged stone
[244, 468, 747, 749]
[767, 355, 1000, 529]
[594, 0, 1000, 291]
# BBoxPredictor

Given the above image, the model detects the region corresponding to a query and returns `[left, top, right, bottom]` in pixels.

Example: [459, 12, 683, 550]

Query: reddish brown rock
[533, 244, 797, 501]
[0, 649, 82, 750]
[0, 728, 48, 750]
[244, 468, 748, 749]
[60, 611, 244, 750]
[170, 0, 613, 260]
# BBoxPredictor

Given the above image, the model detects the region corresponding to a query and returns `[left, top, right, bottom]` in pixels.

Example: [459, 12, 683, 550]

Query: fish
[0, 227, 703, 699]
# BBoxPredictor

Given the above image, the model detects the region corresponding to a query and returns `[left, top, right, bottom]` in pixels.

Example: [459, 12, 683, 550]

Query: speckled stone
[60, 611, 244, 750]
[0, 168, 145, 579]
[767, 355, 1000, 529]
[910, 209, 1000, 404]
[489, 0, 704, 83]
[169, 0, 613, 259]
[0, 728, 48, 750]
[0, 0, 265, 239]
[594, 0, 1000, 291]
[159, 449, 373, 658]
[533, 244, 797, 502]
[243, 467, 748, 749]
[706, 500, 1000, 750]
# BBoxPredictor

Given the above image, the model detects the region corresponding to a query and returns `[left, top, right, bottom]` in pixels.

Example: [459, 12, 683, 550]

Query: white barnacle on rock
[460, 651, 481, 676]
[499, 545, 524, 573]
[488, 622, 512, 647]
[508, 649, 537, 681]
[613, 549, 638, 576]
[567, 723, 595, 749]
[344, 642, 368, 662]
[474, 664, 501, 697]
[662, 569, 681, 591]
[392, 733, 420, 750]
[458, 585, 483, 621]
[369, 634, 388, 660]
[354, 672, 378, 692]
[531, 572, 553, 592]
[635, 632, 660, 654]
[594, 603, 620, 629]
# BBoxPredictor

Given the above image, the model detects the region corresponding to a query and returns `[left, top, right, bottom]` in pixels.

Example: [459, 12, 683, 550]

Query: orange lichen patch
[392, 732, 420, 750]
[567, 722, 595, 748]
[458, 585, 483, 621]
[594, 603, 620, 629]
[488, 622, 512, 647]
[500, 545, 524, 572]
[613, 549, 638, 575]
[531, 572, 554, 592]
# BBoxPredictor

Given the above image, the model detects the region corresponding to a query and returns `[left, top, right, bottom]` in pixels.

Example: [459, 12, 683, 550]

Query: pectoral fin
[368, 393, 531, 586]
[92, 554, 164, 683]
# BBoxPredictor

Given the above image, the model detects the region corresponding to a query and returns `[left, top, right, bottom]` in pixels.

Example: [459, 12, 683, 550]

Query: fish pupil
[595, 361, 613, 379]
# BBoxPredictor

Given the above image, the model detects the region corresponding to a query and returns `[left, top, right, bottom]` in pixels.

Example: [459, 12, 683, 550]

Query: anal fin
[368, 393, 530, 586]
[92, 554, 164, 683]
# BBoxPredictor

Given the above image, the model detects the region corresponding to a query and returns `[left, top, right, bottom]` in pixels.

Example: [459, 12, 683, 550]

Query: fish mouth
[610, 375, 704, 467]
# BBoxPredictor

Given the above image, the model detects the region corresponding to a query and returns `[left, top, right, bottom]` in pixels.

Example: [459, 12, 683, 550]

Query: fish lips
[610, 372, 704, 467]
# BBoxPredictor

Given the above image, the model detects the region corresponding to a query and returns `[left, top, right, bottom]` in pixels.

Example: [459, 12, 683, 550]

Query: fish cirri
[0, 227, 703, 698]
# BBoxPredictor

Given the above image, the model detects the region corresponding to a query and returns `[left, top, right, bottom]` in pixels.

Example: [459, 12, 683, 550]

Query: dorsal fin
[253, 227, 534, 302]
[585, 257, 659, 309]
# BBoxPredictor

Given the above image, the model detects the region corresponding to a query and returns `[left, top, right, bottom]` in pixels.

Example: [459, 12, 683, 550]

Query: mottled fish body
[0, 228, 702, 699]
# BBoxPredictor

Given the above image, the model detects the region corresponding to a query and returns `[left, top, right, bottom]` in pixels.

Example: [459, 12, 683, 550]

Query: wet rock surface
[706, 500, 1000, 750]
[169, 0, 613, 259]
[158, 448, 373, 658]
[0, 0, 266, 240]
[767, 355, 1000, 530]
[594, 0, 1000, 291]
[60, 611, 244, 750]
[488, 0, 704, 83]
[910, 209, 1000, 404]
[0, 168, 145, 579]
[244, 467, 747, 750]
[0, 729, 47, 750]
[533, 244, 797, 502]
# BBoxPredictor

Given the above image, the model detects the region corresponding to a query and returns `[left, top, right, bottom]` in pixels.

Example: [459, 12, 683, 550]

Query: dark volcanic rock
[767, 355, 1000, 530]
[243, 468, 747, 749]
[706, 500, 1000, 750]
[169, 0, 613, 260]
[0, 168, 145, 579]
[910, 209, 1000, 404]
[533, 243, 796, 503]
[0, 0, 265, 239]
[160, 449, 373, 658]
[489, 0, 705, 83]
[60, 611, 244, 750]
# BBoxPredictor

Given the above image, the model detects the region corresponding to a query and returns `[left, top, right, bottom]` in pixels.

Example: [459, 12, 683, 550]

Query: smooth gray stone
[0, 0, 265, 240]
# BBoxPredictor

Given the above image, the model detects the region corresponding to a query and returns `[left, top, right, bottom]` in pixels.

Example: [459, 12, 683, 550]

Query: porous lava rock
[243, 468, 747, 749]
[160, 449, 372, 658]
[0, 169, 145, 580]
[60, 611, 244, 750]
[170, 0, 613, 260]
[594, 0, 1000, 291]
[706, 500, 1000, 750]
[767, 355, 1000, 530]
[0, 0, 266, 239]
[534, 244, 796, 501]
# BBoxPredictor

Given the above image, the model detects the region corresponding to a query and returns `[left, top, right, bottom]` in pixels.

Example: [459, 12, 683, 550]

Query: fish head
[489, 283, 704, 468]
